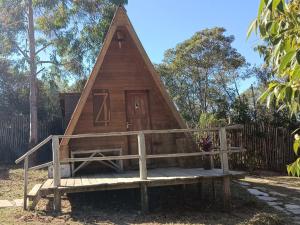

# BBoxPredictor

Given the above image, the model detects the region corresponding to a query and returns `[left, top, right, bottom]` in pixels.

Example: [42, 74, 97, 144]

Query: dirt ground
[0, 165, 294, 225]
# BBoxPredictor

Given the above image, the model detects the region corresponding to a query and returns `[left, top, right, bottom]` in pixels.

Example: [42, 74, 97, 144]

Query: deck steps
[27, 183, 42, 199]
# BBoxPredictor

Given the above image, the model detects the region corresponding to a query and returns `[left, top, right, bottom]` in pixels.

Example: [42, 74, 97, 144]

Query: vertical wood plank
[53, 188, 61, 212]
[223, 176, 231, 211]
[52, 136, 61, 211]
[23, 156, 28, 210]
[52, 136, 61, 187]
[219, 127, 229, 174]
[140, 183, 149, 214]
[138, 133, 147, 180]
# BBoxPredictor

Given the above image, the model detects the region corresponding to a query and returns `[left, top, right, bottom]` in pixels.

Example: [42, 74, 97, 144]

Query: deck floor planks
[74, 177, 82, 186]
[41, 179, 53, 189]
[66, 177, 75, 187]
[81, 176, 91, 186]
[60, 178, 68, 186]
[40, 168, 245, 194]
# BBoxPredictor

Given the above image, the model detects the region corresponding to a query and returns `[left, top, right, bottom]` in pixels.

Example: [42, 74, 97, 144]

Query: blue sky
[125, 0, 263, 91]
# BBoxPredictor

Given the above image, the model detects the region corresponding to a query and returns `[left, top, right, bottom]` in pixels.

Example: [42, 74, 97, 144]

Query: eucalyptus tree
[157, 27, 247, 126]
[0, 0, 127, 152]
[248, 0, 300, 176]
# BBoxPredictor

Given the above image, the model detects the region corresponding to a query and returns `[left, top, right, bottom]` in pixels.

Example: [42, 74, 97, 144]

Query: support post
[23, 156, 28, 210]
[140, 183, 149, 214]
[219, 127, 231, 210]
[223, 176, 231, 211]
[197, 181, 203, 200]
[219, 127, 229, 174]
[138, 132, 147, 180]
[52, 136, 61, 211]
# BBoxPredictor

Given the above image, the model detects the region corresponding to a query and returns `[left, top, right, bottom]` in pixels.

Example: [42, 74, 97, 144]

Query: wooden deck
[39, 167, 245, 195]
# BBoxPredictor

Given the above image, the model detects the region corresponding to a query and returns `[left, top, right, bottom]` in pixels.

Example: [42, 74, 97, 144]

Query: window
[93, 89, 110, 126]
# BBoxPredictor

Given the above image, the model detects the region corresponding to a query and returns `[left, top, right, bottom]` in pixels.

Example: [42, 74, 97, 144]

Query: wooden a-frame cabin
[60, 6, 191, 173]
[16, 6, 245, 212]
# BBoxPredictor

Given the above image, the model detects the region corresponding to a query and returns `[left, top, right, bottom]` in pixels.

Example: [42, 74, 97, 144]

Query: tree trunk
[28, 0, 38, 165]
[204, 69, 209, 113]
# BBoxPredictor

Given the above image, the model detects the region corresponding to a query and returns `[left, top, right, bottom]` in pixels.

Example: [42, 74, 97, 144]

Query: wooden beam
[60, 149, 246, 164]
[53, 188, 61, 212]
[219, 127, 229, 174]
[138, 133, 147, 180]
[52, 136, 61, 212]
[15, 135, 52, 164]
[52, 136, 61, 187]
[23, 156, 28, 210]
[58, 128, 222, 139]
[140, 183, 149, 214]
[223, 176, 231, 211]
[29, 162, 52, 171]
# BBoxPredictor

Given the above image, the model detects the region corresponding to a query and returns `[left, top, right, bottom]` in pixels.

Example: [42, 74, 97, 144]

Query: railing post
[137, 132, 149, 213]
[137, 132, 147, 180]
[219, 127, 231, 211]
[52, 136, 61, 186]
[23, 156, 28, 210]
[219, 127, 229, 174]
[52, 136, 61, 211]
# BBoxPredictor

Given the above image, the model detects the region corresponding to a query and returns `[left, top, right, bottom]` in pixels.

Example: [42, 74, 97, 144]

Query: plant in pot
[199, 136, 213, 170]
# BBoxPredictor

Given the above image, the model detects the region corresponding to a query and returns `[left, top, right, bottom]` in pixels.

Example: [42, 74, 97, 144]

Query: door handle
[126, 122, 132, 129]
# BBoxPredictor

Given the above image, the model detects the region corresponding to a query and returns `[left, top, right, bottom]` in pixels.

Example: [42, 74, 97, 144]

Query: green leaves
[247, 19, 257, 39]
[287, 158, 300, 177]
[293, 137, 300, 155]
[258, 0, 266, 19]
[272, 0, 281, 12]
[250, 0, 300, 177]
[279, 50, 296, 74]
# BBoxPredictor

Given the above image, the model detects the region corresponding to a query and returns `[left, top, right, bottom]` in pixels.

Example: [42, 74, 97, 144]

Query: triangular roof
[61, 6, 187, 146]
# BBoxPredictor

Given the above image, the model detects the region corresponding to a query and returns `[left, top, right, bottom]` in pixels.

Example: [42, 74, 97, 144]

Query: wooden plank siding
[67, 26, 182, 170]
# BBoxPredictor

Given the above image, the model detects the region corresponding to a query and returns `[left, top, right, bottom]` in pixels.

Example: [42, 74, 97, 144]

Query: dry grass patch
[0, 165, 293, 225]
[0, 164, 48, 200]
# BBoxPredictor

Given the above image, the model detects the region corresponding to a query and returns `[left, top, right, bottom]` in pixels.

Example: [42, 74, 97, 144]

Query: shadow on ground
[35, 181, 286, 225]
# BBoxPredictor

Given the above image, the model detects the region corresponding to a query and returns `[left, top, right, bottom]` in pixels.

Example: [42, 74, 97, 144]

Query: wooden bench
[71, 148, 123, 176]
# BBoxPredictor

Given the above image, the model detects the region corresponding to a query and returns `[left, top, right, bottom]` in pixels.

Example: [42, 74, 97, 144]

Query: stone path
[0, 199, 24, 208]
[236, 178, 300, 225]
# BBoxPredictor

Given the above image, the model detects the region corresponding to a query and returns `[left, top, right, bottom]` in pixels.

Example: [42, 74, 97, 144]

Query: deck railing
[15, 125, 245, 210]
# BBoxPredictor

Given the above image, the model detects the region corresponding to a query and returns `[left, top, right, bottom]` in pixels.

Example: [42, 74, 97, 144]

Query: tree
[0, 59, 29, 116]
[0, 0, 127, 156]
[248, 0, 300, 176]
[156, 27, 248, 126]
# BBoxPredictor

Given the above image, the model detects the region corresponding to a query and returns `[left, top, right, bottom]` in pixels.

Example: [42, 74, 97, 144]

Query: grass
[0, 164, 48, 199]
[0, 165, 293, 225]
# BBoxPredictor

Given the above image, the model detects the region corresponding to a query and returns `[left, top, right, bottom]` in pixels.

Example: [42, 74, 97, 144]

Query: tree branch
[36, 67, 45, 76]
[35, 43, 52, 55]
[37, 60, 62, 65]
[37, 60, 73, 66]
[15, 44, 29, 61]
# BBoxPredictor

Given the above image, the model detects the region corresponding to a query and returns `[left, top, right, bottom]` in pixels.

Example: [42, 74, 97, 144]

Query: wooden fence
[0, 115, 63, 163]
[0, 117, 297, 172]
[228, 123, 297, 172]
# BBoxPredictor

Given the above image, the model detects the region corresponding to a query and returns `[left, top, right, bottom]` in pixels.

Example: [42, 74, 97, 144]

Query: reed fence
[228, 123, 296, 172]
[0, 115, 63, 163]
[0, 117, 297, 172]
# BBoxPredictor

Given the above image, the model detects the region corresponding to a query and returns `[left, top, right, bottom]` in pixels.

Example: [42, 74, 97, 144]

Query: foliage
[248, 0, 300, 176]
[34, 0, 127, 77]
[157, 27, 248, 127]
[199, 113, 226, 128]
[0, 59, 61, 120]
[0, 0, 127, 78]
[0, 0, 128, 129]
[0, 59, 29, 116]
[199, 136, 213, 152]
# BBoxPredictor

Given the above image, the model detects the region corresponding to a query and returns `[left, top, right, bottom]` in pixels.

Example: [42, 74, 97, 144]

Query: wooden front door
[125, 90, 152, 167]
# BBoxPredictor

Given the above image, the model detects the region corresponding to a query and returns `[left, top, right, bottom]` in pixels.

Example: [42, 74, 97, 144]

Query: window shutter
[93, 89, 110, 126]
